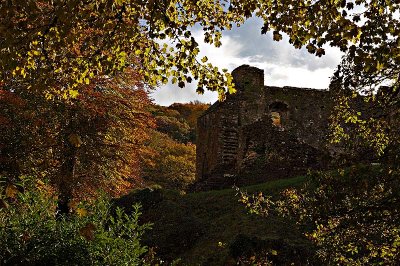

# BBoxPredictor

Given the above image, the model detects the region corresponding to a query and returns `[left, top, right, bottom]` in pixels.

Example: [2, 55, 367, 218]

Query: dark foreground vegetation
[115, 164, 400, 265]
[1, 173, 314, 265]
[3, 164, 399, 265]
[0, 176, 150, 265]
[115, 176, 313, 265]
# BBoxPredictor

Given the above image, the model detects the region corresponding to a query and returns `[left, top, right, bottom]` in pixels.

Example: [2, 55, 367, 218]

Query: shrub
[0, 176, 150, 265]
[239, 165, 400, 264]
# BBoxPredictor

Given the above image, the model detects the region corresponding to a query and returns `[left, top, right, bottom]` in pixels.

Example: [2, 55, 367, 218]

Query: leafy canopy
[1, 0, 398, 98]
[0, 0, 244, 100]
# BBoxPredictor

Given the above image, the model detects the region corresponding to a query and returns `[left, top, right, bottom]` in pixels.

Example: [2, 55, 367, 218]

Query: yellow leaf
[273, 31, 282, 41]
[376, 61, 384, 71]
[36, 180, 45, 186]
[69, 90, 79, 98]
[76, 208, 87, 217]
[5, 184, 19, 198]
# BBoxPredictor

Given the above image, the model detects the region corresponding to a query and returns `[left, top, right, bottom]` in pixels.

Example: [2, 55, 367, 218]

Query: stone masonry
[196, 65, 350, 189]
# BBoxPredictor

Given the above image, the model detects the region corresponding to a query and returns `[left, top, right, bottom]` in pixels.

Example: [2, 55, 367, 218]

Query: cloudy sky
[152, 17, 344, 106]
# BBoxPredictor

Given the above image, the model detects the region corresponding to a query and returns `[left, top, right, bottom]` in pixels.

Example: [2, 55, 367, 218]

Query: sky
[151, 17, 344, 106]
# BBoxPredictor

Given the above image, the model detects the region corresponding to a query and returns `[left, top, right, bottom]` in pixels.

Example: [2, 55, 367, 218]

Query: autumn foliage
[1, 69, 155, 207]
[142, 130, 196, 190]
[140, 102, 209, 190]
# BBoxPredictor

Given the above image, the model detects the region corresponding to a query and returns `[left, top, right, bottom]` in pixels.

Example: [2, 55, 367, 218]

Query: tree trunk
[56, 139, 78, 217]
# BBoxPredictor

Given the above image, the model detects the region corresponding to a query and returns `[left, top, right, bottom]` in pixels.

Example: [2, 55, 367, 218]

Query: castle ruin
[196, 65, 341, 189]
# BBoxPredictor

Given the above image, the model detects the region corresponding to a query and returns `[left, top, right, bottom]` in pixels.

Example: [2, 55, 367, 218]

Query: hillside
[141, 101, 209, 190]
[115, 176, 318, 265]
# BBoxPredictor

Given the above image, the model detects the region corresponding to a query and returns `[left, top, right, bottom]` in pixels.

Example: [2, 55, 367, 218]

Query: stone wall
[196, 65, 352, 190]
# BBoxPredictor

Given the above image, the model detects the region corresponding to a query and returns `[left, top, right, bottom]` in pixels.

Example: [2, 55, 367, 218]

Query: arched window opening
[268, 101, 289, 128]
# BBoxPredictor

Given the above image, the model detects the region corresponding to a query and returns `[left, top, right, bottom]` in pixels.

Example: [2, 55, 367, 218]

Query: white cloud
[265, 65, 335, 89]
[152, 29, 245, 106]
[150, 82, 217, 106]
[152, 17, 343, 106]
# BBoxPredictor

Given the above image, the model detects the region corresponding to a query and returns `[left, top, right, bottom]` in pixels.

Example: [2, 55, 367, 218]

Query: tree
[255, 0, 399, 85]
[1, 68, 155, 212]
[168, 102, 210, 142]
[0, 0, 240, 100]
[2, 2, 398, 151]
[141, 130, 196, 190]
[329, 56, 400, 158]
[150, 102, 209, 143]
[2, 1, 398, 154]
[155, 115, 191, 143]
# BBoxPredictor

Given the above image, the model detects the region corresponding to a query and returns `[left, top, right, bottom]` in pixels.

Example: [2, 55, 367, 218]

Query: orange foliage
[0, 68, 155, 202]
[168, 101, 210, 129]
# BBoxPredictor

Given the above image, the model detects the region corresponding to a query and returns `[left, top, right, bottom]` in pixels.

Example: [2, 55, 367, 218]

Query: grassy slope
[116, 176, 315, 265]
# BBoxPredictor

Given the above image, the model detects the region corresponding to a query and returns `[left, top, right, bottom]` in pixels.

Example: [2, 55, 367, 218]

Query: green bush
[0, 176, 151, 265]
[239, 165, 400, 264]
